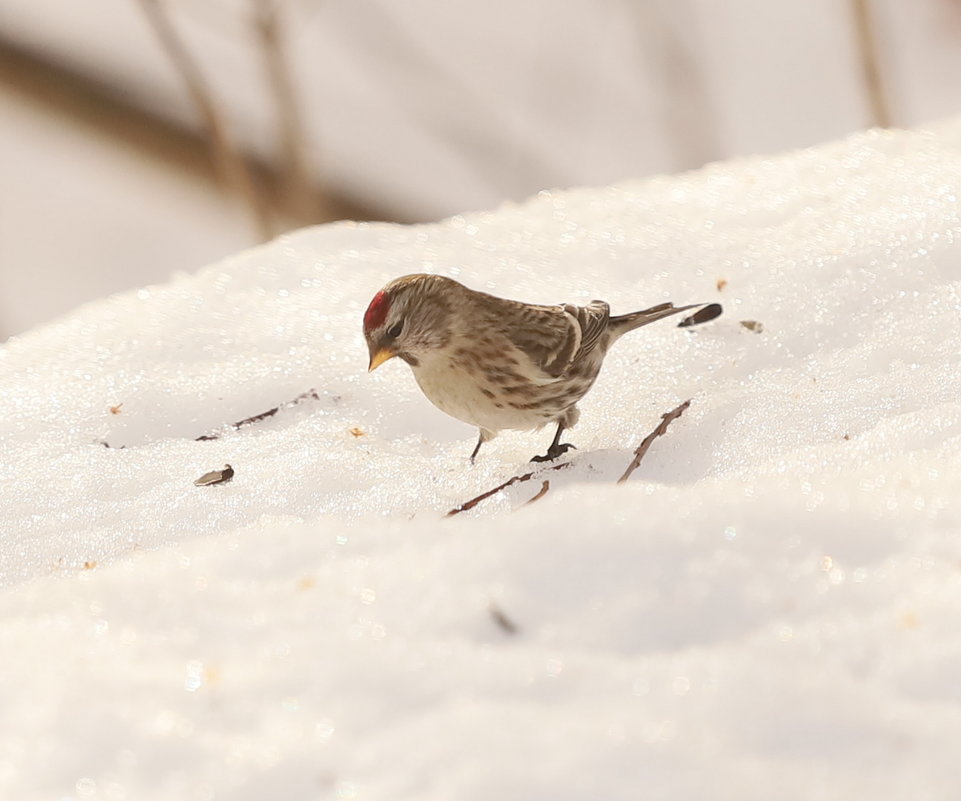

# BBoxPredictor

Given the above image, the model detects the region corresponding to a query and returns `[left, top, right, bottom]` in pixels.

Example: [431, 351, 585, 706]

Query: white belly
[410, 356, 550, 434]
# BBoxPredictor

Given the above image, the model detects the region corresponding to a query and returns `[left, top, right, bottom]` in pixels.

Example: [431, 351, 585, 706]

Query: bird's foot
[530, 442, 576, 463]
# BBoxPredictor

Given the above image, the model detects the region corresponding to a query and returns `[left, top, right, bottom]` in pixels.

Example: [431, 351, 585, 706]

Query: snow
[4, 119, 961, 799]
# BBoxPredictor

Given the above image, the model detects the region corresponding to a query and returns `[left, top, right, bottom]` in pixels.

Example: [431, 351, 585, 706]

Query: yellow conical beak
[368, 347, 396, 372]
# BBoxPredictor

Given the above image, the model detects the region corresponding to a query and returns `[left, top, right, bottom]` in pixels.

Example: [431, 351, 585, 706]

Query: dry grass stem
[137, 0, 272, 238]
[251, 0, 321, 222]
[617, 399, 691, 484]
[448, 400, 693, 513]
[524, 480, 551, 506]
[196, 389, 319, 441]
[446, 462, 571, 517]
[850, 0, 891, 127]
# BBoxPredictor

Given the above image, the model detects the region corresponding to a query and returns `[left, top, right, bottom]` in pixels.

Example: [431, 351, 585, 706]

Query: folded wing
[504, 300, 610, 381]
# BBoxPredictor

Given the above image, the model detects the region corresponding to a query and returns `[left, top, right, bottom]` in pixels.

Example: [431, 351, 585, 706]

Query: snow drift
[2, 120, 961, 799]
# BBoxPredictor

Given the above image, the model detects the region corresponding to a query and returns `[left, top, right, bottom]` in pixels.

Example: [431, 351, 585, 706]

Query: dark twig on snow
[196, 407, 277, 440]
[99, 389, 319, 449]
[196, 389, 319, 441]
[446, 400, 693, 514]
[488, 602, 520, 635]
[523, 480, 551, 507]
[617, 399, 691, 484]
[446, 462, 571, 517]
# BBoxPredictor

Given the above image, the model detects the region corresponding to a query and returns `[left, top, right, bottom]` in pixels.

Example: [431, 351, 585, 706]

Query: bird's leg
[469, 431, 486, 463]
[531, 422, 576, 462]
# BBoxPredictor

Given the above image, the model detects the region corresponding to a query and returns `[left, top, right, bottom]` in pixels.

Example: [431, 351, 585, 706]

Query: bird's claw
[530, 442, 576, 463]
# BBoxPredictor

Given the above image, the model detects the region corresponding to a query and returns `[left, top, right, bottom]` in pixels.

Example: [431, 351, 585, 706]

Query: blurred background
[2, 0, 961, 339]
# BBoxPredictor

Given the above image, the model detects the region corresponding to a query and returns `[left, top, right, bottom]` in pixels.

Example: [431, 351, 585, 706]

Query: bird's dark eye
[386, 320, 404, 338]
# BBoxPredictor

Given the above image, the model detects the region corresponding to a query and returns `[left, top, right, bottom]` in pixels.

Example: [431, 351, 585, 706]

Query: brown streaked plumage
[363, 274, 720, 462]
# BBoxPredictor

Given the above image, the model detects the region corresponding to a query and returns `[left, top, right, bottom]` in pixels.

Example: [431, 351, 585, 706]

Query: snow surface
[3, 120, 961, 799]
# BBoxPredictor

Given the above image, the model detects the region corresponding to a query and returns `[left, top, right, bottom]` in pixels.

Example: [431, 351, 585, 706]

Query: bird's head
[363, 274, 456, 371]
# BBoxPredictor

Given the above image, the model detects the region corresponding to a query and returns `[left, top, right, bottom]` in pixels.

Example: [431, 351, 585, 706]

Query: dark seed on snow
[678, 303, 723, 328]
[194, 464, 235, 486]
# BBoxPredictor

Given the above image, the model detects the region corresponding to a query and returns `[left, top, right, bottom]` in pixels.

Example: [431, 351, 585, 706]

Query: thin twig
[523, 480, 551, 506]
[850, 0, 891, 128]
[446, 462, 571, 517]
[103, 390, 318, 448]
[137, 0, 273, 238]
[196, 389, 319, 441]
[617, 399, 691, 484]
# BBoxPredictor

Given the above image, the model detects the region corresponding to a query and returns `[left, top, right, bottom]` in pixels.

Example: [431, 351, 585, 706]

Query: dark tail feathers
[609, 301, 722, 337]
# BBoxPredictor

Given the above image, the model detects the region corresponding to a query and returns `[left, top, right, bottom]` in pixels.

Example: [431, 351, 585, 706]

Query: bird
[363, 274, 720, 462]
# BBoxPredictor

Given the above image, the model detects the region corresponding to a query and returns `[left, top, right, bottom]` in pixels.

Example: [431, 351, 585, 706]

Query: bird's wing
[496, 302, 582, 382]
[501, 300, 609, 381]
[564, 300, 611, 363]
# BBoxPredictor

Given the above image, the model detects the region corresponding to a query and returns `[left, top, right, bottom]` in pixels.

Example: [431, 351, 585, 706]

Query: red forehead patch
[363, 290, 390, 331]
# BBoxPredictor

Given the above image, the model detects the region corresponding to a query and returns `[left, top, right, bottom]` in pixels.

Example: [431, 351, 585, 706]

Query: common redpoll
[363, 274, 720, 462]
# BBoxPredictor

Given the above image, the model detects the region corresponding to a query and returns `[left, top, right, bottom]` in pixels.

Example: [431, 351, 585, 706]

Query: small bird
[363, 274, 719, 462]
